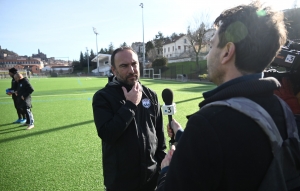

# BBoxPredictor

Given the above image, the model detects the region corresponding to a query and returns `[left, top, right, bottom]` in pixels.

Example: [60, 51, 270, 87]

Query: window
[184, 39, 187, 43]
[164, 48, 166, 53]
[178, 46, 181, 50]
[168, 47, 170, 52]
[173, 46, 174, 51]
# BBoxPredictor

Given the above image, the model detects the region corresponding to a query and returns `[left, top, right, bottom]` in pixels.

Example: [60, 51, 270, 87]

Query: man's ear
[221, 42, 235, 64]
[111, 66, 116, 75]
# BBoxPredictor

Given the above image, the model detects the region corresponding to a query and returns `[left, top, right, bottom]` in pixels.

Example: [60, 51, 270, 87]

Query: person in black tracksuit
[8, 68, 26, 123]
[14, 73, 35, 130]
[93, 47, 166, 191]
[155, 2, 299, 191]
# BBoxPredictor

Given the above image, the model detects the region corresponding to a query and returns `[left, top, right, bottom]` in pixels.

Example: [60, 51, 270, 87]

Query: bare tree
[187, 13, 213, 71]
[147, 49, 158, 62]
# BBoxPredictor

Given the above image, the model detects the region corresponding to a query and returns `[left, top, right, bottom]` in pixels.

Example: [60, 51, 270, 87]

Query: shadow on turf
[0, 128, 25, 134]
[0, 125, 23, 132]
[176, 97, 203, 105]
[0, 120, 94, 144]
[0, 123, 16, 127]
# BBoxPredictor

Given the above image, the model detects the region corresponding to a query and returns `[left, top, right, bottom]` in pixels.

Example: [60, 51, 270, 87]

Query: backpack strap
[202, 97, 283, 154]
[202, 97, 300, 190]
[275, 95, 300, 140]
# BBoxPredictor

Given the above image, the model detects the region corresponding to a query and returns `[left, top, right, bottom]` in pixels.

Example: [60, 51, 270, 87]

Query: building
[0, 58, 43, 71]
[14, 64, 42, 74]
[32, 49, 47, 61]
[162, 29, 216, 62]
[163, 35, 190, 58]
[131, 42, 145, 55]
[91, 54, 111, 76]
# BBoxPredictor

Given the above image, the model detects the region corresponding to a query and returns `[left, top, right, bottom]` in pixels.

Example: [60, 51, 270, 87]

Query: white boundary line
[0, 92, 94, 100]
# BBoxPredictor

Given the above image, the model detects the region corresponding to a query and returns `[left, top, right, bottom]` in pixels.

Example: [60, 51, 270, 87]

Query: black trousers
[106, 171, 159, 191]
[12, 96, 25, 119]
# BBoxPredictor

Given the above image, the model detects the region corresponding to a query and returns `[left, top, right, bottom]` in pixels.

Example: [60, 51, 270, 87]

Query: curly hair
[214, 1, 287, 73]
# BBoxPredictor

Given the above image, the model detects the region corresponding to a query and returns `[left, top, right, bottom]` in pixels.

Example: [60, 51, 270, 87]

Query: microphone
[162, 88, 176, 145]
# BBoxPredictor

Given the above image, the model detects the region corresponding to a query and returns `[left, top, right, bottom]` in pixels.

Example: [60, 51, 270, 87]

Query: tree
[147, 49, 158, 62]
[187, 14, 213, 71]
[145, 41, 154, 53]
[79, 51, 85, 69]
[90, 49, 95, 60]
[120, 42, 128, 47]
[72, 61, 82, 71]
[153, 32, 165, 57]
[152, 57, 168, 67]
[108, 42, 114, 54]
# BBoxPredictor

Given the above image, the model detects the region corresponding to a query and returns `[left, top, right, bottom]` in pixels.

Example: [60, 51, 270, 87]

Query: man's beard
[116, 73, 139, 86]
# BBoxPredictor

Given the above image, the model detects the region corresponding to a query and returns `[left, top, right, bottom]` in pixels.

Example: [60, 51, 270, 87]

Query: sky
[0, 0, 298, 61]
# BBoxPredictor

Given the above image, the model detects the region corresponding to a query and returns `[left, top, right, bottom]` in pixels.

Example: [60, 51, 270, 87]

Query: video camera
[264, 39, 300, 127]
[264, 40, 300, 95]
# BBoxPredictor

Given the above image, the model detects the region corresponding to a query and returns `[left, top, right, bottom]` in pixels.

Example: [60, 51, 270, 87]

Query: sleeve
[22, 79, 34, 98]
[92, 91, 137, 144]
[156, 113, 223, 191]
[154, 98, 167, 171]
[175, 129, 184, 142]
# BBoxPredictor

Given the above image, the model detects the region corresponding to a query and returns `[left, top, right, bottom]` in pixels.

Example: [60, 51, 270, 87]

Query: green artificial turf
[0, 76, 215, 190]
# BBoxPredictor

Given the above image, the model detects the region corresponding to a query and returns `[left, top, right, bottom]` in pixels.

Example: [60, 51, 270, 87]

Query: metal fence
[147, 64, 208, 82]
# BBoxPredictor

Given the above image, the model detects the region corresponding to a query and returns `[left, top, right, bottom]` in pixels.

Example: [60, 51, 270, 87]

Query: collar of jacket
[199, 76, 281, 108]
[106, 76, 141, 92]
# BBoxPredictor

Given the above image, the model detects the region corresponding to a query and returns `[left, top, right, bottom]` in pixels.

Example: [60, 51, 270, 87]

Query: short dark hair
[110, 47, 137, 67]
[214, 1, 286, 73]
[8, 67, 18, 74]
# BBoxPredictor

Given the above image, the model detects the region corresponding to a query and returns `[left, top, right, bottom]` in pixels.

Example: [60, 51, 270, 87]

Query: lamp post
[139, 3, 145, 67]
[93, 27, 100, 75]
[86, 47, 89, 75]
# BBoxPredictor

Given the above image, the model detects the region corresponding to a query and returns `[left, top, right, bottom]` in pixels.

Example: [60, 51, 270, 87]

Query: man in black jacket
[8, 68, 26, 123]
[14, 73, 34, 130]
[92, 47, 166, 191]
[155, 2, 297, 191]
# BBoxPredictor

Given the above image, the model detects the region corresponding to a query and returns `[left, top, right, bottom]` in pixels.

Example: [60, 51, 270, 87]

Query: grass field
[0, 77, 215, 191]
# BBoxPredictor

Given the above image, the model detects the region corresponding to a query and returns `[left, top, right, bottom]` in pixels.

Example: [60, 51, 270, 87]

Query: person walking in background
[156, 1, 300, 191]
[92, 47, 166, 191]
[14, 73, 34, 130]
[8, 68, 26, 124]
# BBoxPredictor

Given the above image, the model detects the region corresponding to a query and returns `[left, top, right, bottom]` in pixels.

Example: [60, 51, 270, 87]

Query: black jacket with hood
[16, 77, 34, 108]
[92, 77, 166, 190]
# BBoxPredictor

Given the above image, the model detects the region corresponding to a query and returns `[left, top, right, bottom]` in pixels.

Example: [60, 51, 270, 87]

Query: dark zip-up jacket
[92, 78, 166, 191]
[10, 76, 18, 99]
[156, 75, 293, 191]
[16, 77, 34, 108]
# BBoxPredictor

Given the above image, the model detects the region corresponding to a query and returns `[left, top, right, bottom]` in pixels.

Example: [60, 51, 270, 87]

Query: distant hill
[0, 46, 18, 57]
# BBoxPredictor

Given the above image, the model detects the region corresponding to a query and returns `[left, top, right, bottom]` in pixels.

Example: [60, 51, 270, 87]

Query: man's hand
[21, 95, 24, 100]
[122, 82, 142, 106]
[167, 119, 183, 138]
[161, 145, 176, 169]
[15, 91, 18, 96]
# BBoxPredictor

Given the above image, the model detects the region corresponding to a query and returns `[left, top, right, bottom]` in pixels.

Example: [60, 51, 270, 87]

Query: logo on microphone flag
[142, 98, 151, 108]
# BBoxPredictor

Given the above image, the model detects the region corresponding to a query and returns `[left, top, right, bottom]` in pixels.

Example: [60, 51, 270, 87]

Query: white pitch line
[0, 92, 95, 100]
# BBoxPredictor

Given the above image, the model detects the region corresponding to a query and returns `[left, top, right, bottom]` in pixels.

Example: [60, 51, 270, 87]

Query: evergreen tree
[108, 42, 114, 54]
[120, 42, 128, 47]
[79, 51, 85, 69]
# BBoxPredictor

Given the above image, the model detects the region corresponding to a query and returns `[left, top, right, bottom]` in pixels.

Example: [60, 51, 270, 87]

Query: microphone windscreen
[162, 88, 173, 105]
